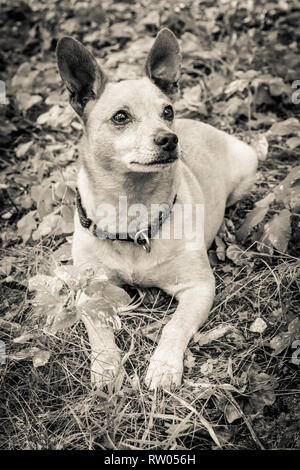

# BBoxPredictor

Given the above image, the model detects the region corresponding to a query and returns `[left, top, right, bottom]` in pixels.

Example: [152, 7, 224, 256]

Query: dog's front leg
[78, 293, 122, 388]
[145, 270, 215, 390]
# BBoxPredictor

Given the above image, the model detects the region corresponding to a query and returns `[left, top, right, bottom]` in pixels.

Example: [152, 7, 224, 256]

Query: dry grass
[0, 232, 299, 450]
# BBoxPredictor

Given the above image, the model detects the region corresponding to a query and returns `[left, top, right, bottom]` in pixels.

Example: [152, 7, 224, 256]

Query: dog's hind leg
[226, 140, 258, 208]
[226, 173, 256, 207]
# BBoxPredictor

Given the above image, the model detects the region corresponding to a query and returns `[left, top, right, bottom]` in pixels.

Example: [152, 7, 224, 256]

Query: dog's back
[175, 118, 257, 246]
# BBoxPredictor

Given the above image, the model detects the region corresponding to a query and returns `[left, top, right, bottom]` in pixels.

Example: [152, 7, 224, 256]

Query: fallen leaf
[215, 235, 226, 261]
[16, 92, 42, 113]
[13, 332, 37, 344]
[103, 283, 131, 309]
[224, 402, 243, 423]
[274, 166, 300, 211]
[15, 141, 33, 158]
[200, 359, 214, 375]
[251, 134, 268, 161]
[261, 209, 291, 253]
[17, 211, 37, 243]
[236, 192, 274, 241]
[8, 347, 40, 361]
[52, 243, 72, 263]
[0, 256, 15, 276]
[286, 136, 300, 149]
[32, 212, 61, 239]
[226, 244, 247, 265]
[250, 318, 268, 333]
[269, 318, 300, 355]
[184, 351, 196, 369]
[269, 118, 300, 136]
[194, 324, 234, 345]
[32, 350, 51, 368]
[45, 305, 81, 334]
[28, 274, 64, 295]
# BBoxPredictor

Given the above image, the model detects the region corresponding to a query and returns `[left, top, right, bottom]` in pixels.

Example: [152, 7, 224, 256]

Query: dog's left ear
[145, 28, 181, 98]
[56, 37, 106, 116]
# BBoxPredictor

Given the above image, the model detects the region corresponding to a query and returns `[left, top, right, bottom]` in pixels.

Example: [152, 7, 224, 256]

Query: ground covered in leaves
[0, 0, 299, 450]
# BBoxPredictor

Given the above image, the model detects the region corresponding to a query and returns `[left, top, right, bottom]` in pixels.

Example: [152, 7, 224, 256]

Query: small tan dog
[56, 29, 257, 390]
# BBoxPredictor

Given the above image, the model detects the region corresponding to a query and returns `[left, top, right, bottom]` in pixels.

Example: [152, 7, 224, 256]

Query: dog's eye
[162, 105, 174, 121]
[112, 110, 130, 125]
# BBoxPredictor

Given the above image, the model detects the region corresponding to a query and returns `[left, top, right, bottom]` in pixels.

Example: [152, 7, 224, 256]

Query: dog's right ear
[56, 37, 106, 116]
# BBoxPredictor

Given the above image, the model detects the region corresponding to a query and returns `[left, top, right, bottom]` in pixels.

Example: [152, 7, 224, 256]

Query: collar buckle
[88, 221, 97, 236]
[134, 229, 151, 253]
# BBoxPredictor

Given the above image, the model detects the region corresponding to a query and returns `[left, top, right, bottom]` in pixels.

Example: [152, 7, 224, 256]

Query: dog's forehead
[102, 78, 167, 109]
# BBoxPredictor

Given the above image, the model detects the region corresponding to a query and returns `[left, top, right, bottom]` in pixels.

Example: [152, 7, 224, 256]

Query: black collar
[76, 189, 177, 253]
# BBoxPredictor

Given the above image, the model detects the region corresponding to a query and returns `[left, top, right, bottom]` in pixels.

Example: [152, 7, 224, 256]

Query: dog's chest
[73, 220, 180, 287]
[102, 239, 181, 287]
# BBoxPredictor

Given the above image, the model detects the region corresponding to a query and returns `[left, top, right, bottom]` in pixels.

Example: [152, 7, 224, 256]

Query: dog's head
[56, 29, 182, 173]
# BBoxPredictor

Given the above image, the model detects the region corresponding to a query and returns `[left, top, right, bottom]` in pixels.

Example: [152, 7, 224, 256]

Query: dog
[56, 28, 258, 390]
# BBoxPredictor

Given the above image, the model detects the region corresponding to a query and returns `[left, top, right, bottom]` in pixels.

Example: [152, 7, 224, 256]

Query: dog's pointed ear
[145, 28, 181, 98]
[56, 37, 107, 116]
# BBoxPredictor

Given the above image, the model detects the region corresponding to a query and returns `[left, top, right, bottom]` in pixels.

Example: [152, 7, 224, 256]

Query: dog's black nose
[154, 131, 178, 151]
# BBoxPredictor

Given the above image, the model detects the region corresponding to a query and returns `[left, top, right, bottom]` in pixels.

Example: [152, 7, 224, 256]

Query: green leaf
[80, 296, 113, 312]
[54, 182, 76, 203]
[60, 206, 74, 234]
[54, 265, 80, 290]
[32, 212, 61, 239]
[33, 291, 62, 311]
[248, 370, 277, 393]
[45, 305, 81, 334]
[84, 280, 106, 297]
[79, 297, 121, 330]
[103, 284, 131, 308]
[52, 243, 72, 263]
[28, 274, 64, 295]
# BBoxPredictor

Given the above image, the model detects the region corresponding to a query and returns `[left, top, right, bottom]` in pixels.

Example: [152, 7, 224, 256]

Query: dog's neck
[77, 162, 178, 234]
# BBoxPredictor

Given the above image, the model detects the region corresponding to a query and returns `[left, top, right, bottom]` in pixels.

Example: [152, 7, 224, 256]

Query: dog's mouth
[131, 155, 178, 166]
[144, 156, 178, 165]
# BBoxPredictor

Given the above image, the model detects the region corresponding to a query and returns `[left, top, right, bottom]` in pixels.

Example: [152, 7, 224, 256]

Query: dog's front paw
[145, 348, 183, 390]
[90, 350, 122, 389]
